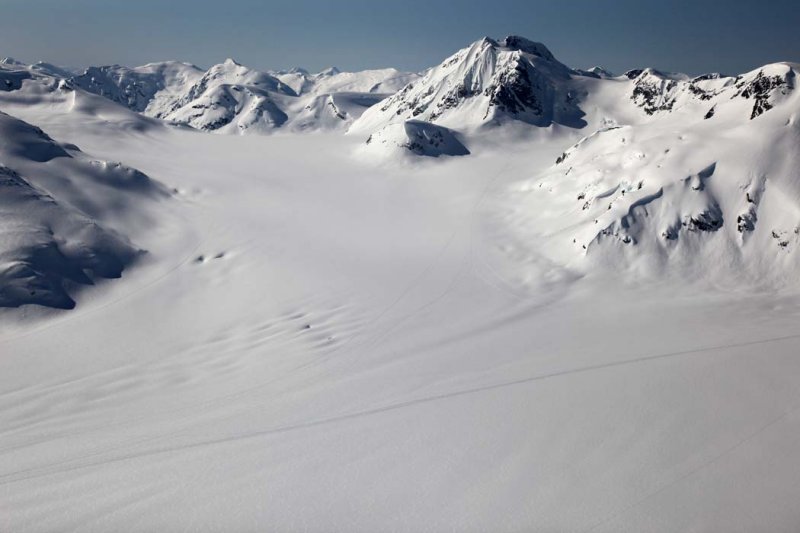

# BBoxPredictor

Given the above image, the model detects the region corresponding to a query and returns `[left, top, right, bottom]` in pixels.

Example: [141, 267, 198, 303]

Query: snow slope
[278, 67, 420, 132]
[0, 111, 165, 308]
[361, 119, 470, 159]
[71, 61, 204, 114]
[499, 62, 800, 288]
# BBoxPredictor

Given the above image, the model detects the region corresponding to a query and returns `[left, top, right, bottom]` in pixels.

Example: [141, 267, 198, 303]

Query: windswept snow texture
[0, 111, 163, 308]
[2, 35, 800, 533]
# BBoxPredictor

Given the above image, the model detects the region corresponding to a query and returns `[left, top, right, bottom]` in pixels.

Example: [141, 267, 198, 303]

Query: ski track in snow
[2, 330, 800, 490]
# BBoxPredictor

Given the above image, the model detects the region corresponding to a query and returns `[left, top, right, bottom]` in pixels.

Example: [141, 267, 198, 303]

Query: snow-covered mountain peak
[350, 34, 583, 134]
[153, 60, 294, 133]
[69, 61, 204, 113]
[190, 59, 295, 96]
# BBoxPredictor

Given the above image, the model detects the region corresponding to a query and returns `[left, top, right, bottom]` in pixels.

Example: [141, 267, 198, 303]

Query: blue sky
[2, 0, 799, 75]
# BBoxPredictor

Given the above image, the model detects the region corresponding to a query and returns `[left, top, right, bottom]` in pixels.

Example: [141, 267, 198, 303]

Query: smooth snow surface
[2, 36, 800, 532]
[2, 101, 800, 533]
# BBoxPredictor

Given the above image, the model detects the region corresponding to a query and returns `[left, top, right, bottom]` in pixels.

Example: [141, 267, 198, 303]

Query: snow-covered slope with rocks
[275, 67, 420, 131]
[344, 37, 800, 287]
[71, 61, 204, 114]
[152, 59, 296, 133]
[498, 61, 800, 287]
[0, 111, 165, 308]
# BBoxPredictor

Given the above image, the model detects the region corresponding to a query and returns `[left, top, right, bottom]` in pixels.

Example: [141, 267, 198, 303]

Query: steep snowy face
[351, 36, 586, 133]
[288, 92, 388, 131]
[71, 62, 203, 114]
[509, 62, 800, 286]
[0, 111, 166, 308]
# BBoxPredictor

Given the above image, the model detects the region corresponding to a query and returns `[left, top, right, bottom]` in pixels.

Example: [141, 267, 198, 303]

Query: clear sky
[2, 0, 799, 76]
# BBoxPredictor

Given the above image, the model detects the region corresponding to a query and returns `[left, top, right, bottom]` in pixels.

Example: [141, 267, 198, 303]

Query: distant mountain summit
[151, 59, 296, 133]
[65, 59, 419, 134]
[71, 61, 203, 113]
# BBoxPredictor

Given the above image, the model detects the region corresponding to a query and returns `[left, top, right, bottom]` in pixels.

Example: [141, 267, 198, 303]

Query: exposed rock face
[733, 68, 796, 119]
[626, 63, 796, 121]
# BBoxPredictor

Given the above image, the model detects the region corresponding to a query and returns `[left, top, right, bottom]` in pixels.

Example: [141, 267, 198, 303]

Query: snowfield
[2, 36, 800, 532]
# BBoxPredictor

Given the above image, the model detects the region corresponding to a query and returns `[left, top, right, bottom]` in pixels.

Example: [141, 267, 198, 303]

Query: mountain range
[1, 35, 799, 306]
